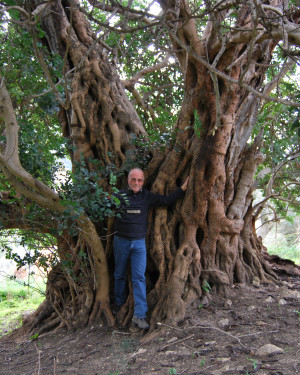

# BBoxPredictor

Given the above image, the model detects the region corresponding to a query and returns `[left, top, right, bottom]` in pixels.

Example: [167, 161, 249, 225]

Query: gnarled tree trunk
[4, 0, 298, 334]
[19, 0, 148, 332]
[145, 0, 280, 325]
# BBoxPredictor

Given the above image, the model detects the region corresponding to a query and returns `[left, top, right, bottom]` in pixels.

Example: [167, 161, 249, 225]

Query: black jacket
[114, 187, 185, 240]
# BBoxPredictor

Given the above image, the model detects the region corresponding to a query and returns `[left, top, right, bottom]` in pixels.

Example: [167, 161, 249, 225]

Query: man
[113, 168, 189, 329]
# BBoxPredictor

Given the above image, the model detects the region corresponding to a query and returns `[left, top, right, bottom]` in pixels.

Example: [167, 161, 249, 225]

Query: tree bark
[146, 0, 281, 325]
[33, 0, 146, 172]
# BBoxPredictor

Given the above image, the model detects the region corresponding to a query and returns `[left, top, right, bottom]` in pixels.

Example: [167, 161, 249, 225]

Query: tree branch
[164, 21, 300, 107]
[0, 76, 61, 204]
[253, 150, 300, 217]
[123, 53, 172, 88]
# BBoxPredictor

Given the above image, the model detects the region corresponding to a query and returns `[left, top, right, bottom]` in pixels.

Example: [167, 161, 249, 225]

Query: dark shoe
[111, 304, 121, 315]
[132, 316, 150, 329]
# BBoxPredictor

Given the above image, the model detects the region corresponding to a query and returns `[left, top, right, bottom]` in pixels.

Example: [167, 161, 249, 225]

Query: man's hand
[181, 176, 189, 191]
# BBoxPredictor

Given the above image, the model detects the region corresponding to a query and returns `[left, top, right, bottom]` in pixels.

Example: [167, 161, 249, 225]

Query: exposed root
[22, 300, 54, 333]
[89, 300, 115, 327]
[33, 317, 62, 337]
[262, 253, 300, 277]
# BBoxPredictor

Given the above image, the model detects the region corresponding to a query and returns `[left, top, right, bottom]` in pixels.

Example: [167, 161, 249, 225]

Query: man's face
[128, 169, 144, 193]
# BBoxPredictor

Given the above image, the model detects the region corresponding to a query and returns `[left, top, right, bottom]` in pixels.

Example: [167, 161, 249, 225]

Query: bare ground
[1, 275, 300, 375]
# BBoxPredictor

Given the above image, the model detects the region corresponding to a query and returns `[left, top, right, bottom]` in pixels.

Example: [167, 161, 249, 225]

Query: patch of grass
[0, 279, 45, 337]
[268, 244, 300, 265]
[248, 357, 258, 370]
[199, 358, 205, 366]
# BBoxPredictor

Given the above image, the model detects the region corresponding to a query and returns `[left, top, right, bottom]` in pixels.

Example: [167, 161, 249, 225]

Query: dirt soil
[1, 276, 300, 375]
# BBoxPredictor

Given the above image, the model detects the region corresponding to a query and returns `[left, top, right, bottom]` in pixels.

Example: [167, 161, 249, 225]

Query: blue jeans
[113, 236, 147, 319]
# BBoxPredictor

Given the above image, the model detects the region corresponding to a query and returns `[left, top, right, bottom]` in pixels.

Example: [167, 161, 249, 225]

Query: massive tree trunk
[4, 0, 299, 334]
[7, 0, 148, 333]
[18, 0, 147, 332]
[141, 0, 281, 325]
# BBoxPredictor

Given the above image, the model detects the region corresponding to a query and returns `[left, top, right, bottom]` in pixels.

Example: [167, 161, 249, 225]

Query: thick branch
[0, 76, 60, 203]
[165, 23, 300, 107]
